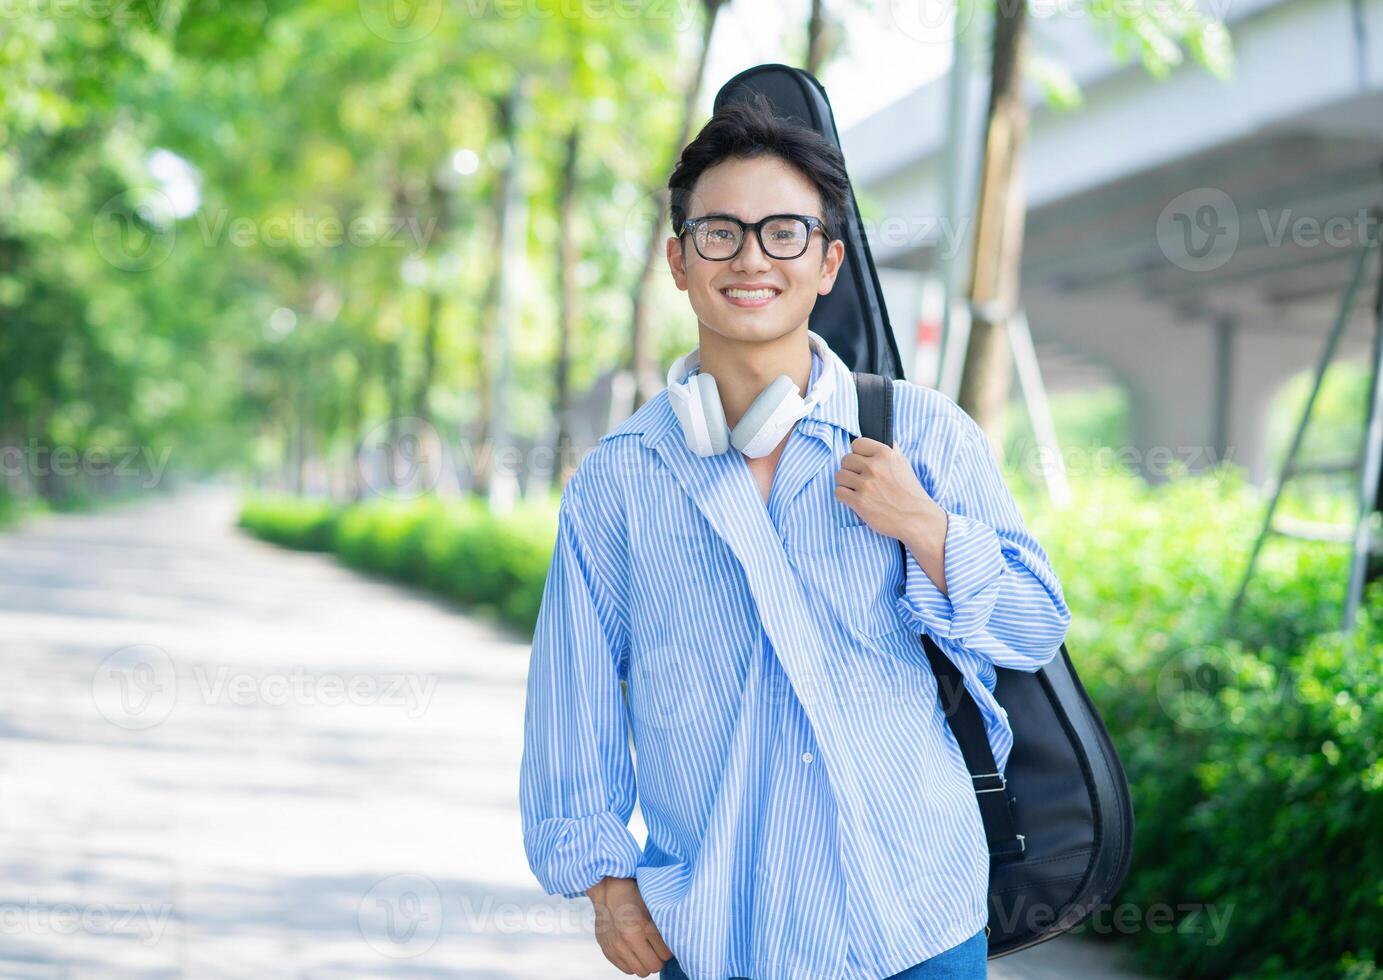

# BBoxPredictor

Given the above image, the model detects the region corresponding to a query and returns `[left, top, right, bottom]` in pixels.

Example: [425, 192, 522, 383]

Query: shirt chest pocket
[797, 521, 905, 638]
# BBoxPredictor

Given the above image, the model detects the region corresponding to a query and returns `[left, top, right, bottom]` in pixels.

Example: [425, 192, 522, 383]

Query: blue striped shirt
[520, 336, 1071, 979]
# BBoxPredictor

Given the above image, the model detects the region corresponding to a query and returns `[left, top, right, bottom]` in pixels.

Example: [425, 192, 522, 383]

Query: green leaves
[1027, 53, 1083, 111]
[1026, 0, 1237, 108]
[2, 1, 689, 506]
[1021, 466, 1380, 979]
[239, 492, 560, 633]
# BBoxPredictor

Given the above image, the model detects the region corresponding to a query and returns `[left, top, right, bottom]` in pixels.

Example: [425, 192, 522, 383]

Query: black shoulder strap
[852, 371, 893, 445]
[851, 372, 1026, 865]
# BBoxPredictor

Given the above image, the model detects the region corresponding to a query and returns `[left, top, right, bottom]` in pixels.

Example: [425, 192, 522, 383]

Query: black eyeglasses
[678, 213, 831, 261]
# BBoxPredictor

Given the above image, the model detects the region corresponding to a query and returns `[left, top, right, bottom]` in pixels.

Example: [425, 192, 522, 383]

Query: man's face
[666, 155, 845, 346]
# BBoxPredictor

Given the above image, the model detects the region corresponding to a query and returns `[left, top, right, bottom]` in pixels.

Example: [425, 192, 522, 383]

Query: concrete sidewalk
[0, 485, 1149, 978]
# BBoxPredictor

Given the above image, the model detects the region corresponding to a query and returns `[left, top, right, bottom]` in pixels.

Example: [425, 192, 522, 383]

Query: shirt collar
[610, 332, 861, 448]
[800, 337, 861, 441]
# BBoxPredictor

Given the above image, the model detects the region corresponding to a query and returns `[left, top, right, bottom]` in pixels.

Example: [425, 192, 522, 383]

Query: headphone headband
[666, 330, 836, 410]
[665, 330, 838, 458]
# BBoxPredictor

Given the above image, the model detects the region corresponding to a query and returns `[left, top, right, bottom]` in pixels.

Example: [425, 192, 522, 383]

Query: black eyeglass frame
[677, 213, 833, 261]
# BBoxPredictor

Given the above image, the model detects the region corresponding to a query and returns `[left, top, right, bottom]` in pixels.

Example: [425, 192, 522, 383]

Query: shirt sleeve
[893, 399, 1071, 671]
[519, 467, 643, 899]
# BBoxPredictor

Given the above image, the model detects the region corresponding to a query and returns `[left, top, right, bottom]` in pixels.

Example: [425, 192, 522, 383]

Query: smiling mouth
[719, 287, 781, 306]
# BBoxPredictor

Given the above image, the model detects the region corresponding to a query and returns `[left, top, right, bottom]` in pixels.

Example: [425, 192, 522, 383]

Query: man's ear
[666, 236, 689, 291]
[816, 238, 846, 296]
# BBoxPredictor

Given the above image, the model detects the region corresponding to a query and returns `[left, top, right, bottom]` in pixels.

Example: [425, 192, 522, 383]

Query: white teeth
[723, 288, 778, 300]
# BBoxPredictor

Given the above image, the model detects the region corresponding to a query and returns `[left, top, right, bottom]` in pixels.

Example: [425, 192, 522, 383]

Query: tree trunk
[383, 333, 404, 480]
[410, 289, 446, 498]
[473, 89, 520, 497]
[957, 0, 1030, 451]
[290, 381, 307, 496]
[347, 342, 373, 502]
[471, 236, 501, 496]
[487, 80, 528, 512]
[414, 290, 441, 423]
[414, 172, 454, 427]
[627, 0, 725, 412]
[806, 0, 828, 76]
[554, 126, 580, 491]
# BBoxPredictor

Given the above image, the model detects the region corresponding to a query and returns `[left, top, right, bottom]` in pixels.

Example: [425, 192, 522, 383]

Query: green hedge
[237, 494, 558, 633]
[0, 487, 21, 529]
[1022, 465, 1380, 979]
[237, 496, 342, 551]
[240, 471, 1381, 978]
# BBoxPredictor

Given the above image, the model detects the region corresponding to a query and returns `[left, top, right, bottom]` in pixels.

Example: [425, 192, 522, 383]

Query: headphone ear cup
[730, 374, 798, 454]
[694, 373, 731, 455]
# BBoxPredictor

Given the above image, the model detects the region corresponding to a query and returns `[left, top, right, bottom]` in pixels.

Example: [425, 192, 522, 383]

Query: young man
[519, 98, 1071, 980]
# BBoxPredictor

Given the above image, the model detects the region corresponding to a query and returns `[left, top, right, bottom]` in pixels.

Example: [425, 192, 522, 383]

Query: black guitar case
[713, 64, 1135, 959]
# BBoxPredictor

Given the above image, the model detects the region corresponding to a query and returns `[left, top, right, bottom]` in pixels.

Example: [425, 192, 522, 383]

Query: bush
[410, 498, 558, 631]
[238, 493, 558, 634]
[1019, 464, 1380, 979]
[333, 497, 445, 584]
[0, 486, 18, 529]
[237, 495, 342, 551]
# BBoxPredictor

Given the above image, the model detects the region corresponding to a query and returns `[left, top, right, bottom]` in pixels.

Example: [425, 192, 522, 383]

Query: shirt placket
[758, 424, 860, 980]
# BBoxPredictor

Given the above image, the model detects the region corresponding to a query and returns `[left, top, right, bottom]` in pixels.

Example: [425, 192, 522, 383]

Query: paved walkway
[0, 485, 1149, 978]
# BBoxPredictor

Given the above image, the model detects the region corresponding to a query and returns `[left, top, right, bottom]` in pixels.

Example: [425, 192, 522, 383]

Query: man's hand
[835, 436, 950, 596]
[586, 876, 673, 977]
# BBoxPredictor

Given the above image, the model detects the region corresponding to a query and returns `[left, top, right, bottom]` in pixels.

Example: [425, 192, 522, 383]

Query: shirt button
[801, 751, 814, 764]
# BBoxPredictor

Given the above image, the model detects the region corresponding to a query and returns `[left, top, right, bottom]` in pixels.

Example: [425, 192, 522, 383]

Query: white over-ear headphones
[665, 330, 837, 458]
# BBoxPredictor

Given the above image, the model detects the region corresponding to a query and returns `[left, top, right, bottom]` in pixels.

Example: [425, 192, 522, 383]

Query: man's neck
[697, 324, 813, 432]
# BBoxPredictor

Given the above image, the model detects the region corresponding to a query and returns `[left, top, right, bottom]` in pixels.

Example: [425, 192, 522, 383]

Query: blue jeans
[659, 925, 988, 979]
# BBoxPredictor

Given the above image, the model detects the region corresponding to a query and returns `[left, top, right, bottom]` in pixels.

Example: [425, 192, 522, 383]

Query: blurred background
[2, 0, 1381, 977]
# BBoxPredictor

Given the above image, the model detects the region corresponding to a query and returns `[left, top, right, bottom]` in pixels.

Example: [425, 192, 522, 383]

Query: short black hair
[668, 93, 851, 255]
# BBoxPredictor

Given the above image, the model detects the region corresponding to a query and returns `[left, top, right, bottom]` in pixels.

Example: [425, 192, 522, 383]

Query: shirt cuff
[896, 510, 1007, 641]
[526, 810, 644, 900]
